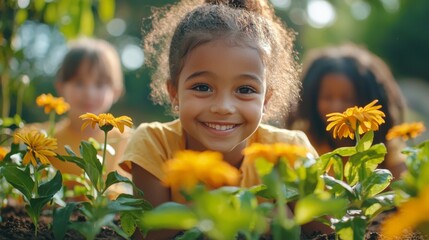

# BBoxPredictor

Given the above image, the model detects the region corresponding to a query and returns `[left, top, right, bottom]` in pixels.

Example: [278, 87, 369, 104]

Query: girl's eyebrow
[185, 71, 263, 84]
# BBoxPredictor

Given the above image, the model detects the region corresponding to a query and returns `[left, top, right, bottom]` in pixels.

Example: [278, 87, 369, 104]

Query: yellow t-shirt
[120, 119, 317, 203]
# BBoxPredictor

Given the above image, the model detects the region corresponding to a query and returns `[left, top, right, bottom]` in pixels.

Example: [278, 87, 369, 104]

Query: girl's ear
[263, 88, 273, 108]
[167, 81, 178, 106]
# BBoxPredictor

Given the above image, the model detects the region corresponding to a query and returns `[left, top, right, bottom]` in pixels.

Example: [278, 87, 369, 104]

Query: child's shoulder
[256, 123, 313, 145]
[133, 119, 182, 138]
[255, 123, 318, 157]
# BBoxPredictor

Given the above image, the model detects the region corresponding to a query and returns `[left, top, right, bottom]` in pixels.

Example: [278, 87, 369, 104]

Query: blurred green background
[1, 0, 429, 140]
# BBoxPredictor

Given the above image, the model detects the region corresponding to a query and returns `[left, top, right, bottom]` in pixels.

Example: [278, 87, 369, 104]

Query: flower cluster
[243, 142, 310, 166]
[163, 150, 240, 191]
[386, 121, 426, 141]
[326, 99, 385, 139]
[36, 93, 70, 115]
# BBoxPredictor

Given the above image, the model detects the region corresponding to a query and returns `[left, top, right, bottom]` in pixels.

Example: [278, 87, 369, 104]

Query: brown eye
[237, 86, 256, 94]
[191, 84, 212, 92]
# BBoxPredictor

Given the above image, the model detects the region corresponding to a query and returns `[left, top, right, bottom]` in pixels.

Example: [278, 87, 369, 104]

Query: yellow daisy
[0, 146, 8, 161]
[79, 113, 133, 133]
[386, 122, 426, 141]
[381, 187, 429, 238]
[36, 93, 70, 115]
[14, 130, 58, 166]
[163, 150, 240, 192]
[243, 142, 310, 166]
[326, 100, 385, 139]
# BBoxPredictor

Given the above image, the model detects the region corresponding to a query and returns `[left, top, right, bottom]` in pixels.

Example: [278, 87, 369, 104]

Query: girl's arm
[131, 163, 179, 240]
[131, 162, 170, 206]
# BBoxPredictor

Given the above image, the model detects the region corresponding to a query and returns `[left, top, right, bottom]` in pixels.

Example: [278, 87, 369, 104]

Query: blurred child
[286, 43, 407, 179]
[32, 38, 130, 195]
[120, 0, 329, 238]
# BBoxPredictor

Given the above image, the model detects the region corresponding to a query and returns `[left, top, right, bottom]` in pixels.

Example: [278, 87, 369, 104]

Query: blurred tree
[0, 0, 115, 119]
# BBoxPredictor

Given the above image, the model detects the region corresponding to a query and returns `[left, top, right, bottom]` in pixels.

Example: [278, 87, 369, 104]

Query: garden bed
[2, 205, 425, 240]
[0, 205, 125, 240]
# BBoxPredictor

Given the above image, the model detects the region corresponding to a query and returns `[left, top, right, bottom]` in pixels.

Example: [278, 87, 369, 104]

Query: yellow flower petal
[326, 100, 385, 140]
[36, 93, 69, 115]
[163, 150, 240, 191]
[14, 130, 57, 167]
[386, 122, 426, 141]
[79, 113, 133, 133]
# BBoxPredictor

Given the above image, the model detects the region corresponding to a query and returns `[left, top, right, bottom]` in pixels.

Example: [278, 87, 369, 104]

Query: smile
[203, 122, 238, 131]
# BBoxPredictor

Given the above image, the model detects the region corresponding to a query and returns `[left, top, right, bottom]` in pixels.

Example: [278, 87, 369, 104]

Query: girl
[120, 0, 325, 238]
[32, 38, 130, 195]
[286, 43, 407, 179]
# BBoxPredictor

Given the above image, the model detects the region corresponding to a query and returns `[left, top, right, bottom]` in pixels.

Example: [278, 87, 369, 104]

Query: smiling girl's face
[168, 40, 267, 154]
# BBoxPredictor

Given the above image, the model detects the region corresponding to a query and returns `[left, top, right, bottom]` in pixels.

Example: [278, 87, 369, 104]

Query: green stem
[354, 122, 361, 146]
[1, 71, 10, 118]
[102, 131, 108, 170]
[33, 165, 39, 198]
[16, 81, 26, 116]
[275, 168, 287, 224]
[47, 111, 56, 137]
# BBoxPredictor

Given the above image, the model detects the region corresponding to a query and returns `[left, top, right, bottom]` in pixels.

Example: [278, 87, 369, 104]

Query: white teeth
[205, 123, 235, 131]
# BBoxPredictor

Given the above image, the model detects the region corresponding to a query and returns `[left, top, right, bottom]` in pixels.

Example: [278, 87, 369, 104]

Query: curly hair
[143, 0, 299, 122]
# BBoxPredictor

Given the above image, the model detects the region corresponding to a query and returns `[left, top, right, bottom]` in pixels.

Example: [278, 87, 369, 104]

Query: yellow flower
[0, 146, 8, 161]
[386, 122, 426, 141]
[243, 143, 310, 166]
[163, 150, 240, 191]
[36, 93, 70, 115]
[14, 130, 57, 166]
[326, 100, 385, 139]
[381, 187, 429, 238]
[79, 113, 133, 133]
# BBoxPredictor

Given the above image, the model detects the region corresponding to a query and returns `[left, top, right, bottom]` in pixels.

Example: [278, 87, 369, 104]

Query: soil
[0, 205, 126, 240]
[0, 206, 427, 240]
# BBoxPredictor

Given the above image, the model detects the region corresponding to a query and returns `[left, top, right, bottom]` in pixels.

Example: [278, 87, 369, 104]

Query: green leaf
[38, 171, 62, 197]
[236, 190, 258, 209]
[142, 202, 197, 230]
[3, 165, 34, 200]
[107, 222, 130, 239]
[15, 9, 28, 26]
[356, 131, 374, 152]
[64, 145, 77, 156]
[34, 0, 46, 12]
[332, 146, 357, 156]
[44, 2, 57, 24]
[80, 7, 94, 35]
[335, 216, 366, 240]
[53, 202, 78, 240]
[322, 175, 355, 199]
[98, 0, 115, 22]
[115, 194, 153, 211]
[331, 154, 344, 180]
[27, 196, 54, 225]
[362, 192, 395, 218]
[80, 141, 102, 189]
[104, 171, 131, 191]
[254, 158, 274, 176]
[295, 194, 348, 224]
[248, 184, 267, 195]
[120, 212, 136, 237]
[360, 169, 392, 198]
[176, 228, 203, 240]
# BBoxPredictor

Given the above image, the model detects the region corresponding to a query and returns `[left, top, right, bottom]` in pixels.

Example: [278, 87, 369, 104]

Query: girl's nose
[210, 95, 236, 115]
